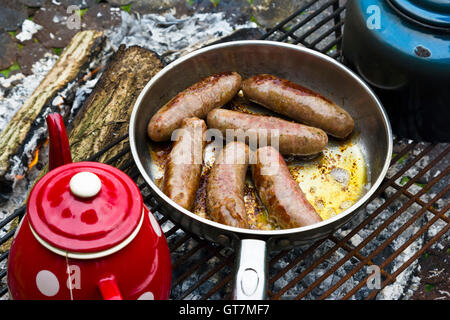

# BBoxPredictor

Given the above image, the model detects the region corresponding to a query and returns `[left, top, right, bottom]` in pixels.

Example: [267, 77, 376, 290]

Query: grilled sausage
[163, 117, 207, 210]
[206, 141, 250, 228]
[206, 108, 328, 156]
[252, 146, 322, 228]
[242, 74, 354, 139]
[148, 72, 242, 142]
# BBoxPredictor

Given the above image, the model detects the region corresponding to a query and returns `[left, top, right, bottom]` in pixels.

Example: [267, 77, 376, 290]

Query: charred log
[0, 30, 105, 199]
[67, 45, 164, 170]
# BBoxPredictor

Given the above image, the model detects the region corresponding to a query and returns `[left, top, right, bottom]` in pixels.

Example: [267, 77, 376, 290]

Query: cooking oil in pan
[287, 137, 368, 220]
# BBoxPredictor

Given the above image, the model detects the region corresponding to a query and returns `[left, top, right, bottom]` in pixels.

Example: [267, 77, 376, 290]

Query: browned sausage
[252, 146, 322, 228]
[148, 72, 242, 142]
[242, 74, 354, 139]
[163, 117, 207, 210]
[206, 108, 328, 156]
[206, 141, 250, 228]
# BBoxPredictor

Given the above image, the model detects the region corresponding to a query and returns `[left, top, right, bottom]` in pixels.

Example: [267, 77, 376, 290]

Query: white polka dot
[36, 270, 60, 297]
[137, 291, 154, 300]
[148, 212, 161, 237]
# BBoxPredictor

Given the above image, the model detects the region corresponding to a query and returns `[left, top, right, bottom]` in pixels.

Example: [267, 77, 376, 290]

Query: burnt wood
[0, 30, 105, 197]
[67, 44, 164, 170]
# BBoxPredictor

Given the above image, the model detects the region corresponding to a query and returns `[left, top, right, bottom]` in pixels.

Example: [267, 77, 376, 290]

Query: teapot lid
[389, 0, 450, 28]
[27, 162, 143, 253]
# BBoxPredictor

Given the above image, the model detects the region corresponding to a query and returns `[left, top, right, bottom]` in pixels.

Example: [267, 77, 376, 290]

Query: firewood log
[67, 44, 164, 170]
[0, 30, 104, 196]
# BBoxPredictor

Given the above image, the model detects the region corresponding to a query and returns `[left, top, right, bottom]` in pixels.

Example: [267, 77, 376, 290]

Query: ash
[0, 54, 58, 133]
[105, 10, 256, 62]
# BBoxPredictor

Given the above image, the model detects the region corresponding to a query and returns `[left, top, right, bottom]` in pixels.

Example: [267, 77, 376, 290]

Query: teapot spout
[46, 113, 72, 170]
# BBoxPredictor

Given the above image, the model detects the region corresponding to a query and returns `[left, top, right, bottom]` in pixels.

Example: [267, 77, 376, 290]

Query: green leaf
[186, 0, 195, 6]
[52, 48, 63, 55]
[0, 62, 21, 78]
[400, 176, 410, 185]
[210, 0, 221, 7]
[397, 153, 409, 165]
[120, 4, 131, 13]
[414, 182, 426, 188]
[77, 8, 88, 17]
[425, 283, 435, 292]
[327, 44, 338, 54]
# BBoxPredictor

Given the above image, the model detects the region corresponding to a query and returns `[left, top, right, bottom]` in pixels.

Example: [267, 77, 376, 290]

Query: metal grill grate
[1, 0, 449, 300]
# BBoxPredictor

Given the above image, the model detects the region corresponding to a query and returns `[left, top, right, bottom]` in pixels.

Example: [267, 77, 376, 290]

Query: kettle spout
[46, 113, 72, 170]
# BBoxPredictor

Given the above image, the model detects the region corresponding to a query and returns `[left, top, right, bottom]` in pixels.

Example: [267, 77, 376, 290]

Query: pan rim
[129, 40, 393, 238]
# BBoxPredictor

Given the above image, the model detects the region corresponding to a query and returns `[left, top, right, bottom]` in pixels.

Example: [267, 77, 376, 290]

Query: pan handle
[233, 239, 268, 300]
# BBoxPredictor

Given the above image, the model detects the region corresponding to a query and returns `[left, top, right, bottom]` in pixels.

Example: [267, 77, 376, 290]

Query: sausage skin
[206, 108, 328, 156]
[148, 72, 242, 142]
[242, 74, 354, 139]
[252, 146, 322, 228]
[206, 141, 250, 228]
[163, 117, 207, 210]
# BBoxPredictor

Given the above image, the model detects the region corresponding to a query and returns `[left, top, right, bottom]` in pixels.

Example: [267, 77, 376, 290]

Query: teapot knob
[69, 171, 102, 198]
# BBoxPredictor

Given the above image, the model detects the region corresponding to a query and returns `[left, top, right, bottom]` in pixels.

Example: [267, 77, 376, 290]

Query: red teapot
[7, 113, 172, 300]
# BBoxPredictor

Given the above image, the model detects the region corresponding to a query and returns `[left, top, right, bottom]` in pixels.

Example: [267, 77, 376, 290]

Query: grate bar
[172, 241, 208, 270]
[294, 169, 448, 300]
[309, 20, 344, 48]
[0, 250, 8, 263]
[320, 35, 343, 54]
[178, 253, 234, 300]
[202, 273, 233, 300]
[324, 185, 449, 300]
[85, 134, 129, 162]
[169, 233, 193, 252]
[292, 4, 346, 46]
[269, 238, 327, 287]
[164, 224, 183, 240]
[328, 235, 392, 280]
[397, 188, 450, 223]
[0, 230, 16, 248]
[390, 142, 418, 164]
[271, 239, 339, 299]
[365, 218, 450, 300]
[277, 0, 340, 43]
[260, 0, 319, 40]
[0, 207, 25, 230]
[351, 198, 450, 299]
[172, 247, 215, 287]
[104, 146, 131, 165]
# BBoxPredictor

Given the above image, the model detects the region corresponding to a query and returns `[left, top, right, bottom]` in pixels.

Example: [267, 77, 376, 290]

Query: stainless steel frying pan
[129, 40, 392, 299]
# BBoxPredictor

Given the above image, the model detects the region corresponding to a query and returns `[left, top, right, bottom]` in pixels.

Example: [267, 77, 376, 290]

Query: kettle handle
[98, 275, 123, 300]
[46, 113, 72, 170]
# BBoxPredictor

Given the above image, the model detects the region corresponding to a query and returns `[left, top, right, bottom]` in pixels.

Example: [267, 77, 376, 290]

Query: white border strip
[29, 209, 145, 260]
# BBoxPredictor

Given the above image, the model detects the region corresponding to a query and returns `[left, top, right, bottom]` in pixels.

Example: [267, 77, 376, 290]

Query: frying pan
[129, 41, 393, 299]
